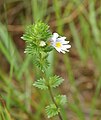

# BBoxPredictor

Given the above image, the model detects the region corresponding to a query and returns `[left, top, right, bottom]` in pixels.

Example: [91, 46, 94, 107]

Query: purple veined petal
[56, 38, 69, 44]
[51, 41, 56, 47]
[60, 45, 70, 51]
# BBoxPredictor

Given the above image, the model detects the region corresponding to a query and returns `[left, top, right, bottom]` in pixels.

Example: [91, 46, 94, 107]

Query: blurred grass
[0, 105, 11, 120]
[0, 0, 101, 119]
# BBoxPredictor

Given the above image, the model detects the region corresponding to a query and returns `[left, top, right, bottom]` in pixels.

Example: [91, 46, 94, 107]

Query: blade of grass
[68, 103, 85, 120]
[89, 0, 100, 44]
[0, 97, 12, 120]
[64, 55, 85, 120]
[7, 57, 14, 109]
[69, 21, 86, 61]
[90, 76, 101, 119]
[17, 55, 32, 80]
[31, 0, 48, 22]
[0, 23, 21, 71]
[79, 15, 91, 59]
[53, 0, 63, 34]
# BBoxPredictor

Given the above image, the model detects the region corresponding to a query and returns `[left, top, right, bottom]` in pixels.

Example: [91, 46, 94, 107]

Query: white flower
[39, 41, 46, 47]
[49, 33, 71, 54]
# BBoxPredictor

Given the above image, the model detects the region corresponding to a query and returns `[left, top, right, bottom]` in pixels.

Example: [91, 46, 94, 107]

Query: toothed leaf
[46, 104, 60, 118]
[54, 95, 67, 106]
[33, 78, 48, 90]
[49, 75, 64, 88]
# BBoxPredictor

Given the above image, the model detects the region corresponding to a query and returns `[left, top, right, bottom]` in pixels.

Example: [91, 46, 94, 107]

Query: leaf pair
[46, 95, 67, 118]
[33, 75, 64, 90]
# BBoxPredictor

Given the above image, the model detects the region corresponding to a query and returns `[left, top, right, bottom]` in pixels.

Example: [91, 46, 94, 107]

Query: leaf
[33, 57, 50, 72]
[54, 95, 67, 106]
[49, 75, 64, 88]
[21, 34, 34, 41]
[46, 104, 60, 118]
[44, 46, 53, 52]
[21, 21, 52, 42]
[24, 42, 39, 55]
[33, 78, 48, 90]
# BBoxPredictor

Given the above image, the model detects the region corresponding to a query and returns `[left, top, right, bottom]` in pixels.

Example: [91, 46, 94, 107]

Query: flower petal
[61, 41, 69, 44]
[63, 44, 71, 49]
[49, 32, 71, 54]
[58, 37, 66, 41]
[60, 50, 66, 54]
[55, 47, 61, 52]
[53, 33, 59, 38]
[51, 33, 59, 42]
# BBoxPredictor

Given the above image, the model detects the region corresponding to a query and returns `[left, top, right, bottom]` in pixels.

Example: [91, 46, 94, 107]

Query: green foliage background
[0, 0, 101, 120]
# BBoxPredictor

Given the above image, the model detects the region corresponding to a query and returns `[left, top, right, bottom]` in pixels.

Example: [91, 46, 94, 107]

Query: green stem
[48, 85, 63, 120]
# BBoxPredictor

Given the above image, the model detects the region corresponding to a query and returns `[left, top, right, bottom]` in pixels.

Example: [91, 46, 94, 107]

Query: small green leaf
[49, 75, 64, 88]
[24, 42, 38, 55]
[33, 78, 48, 90]
[21, 34, 34, 41]
[33, 58, 50, 72]
[46, 104, 60, 118]
[44, 46, 53, 52]
[54, 95, 67, 106]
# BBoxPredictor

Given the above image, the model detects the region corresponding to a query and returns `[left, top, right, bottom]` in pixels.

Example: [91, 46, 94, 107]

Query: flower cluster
[21, 21, 71, 55]
[21, 21, 71, 71]
[49, 33, 71, 54]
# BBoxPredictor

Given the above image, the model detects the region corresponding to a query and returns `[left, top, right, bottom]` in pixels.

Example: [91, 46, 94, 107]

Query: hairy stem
[48, 85, 63, 120]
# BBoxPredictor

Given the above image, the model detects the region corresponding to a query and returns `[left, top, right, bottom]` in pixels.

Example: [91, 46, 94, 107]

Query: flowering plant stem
[22, 21, 70, 119]
[47, 84, 63, 120]
[45, 71, 63, 120]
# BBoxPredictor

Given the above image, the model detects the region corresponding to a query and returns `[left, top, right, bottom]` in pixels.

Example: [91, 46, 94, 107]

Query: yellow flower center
[56, 42, 61, 48]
